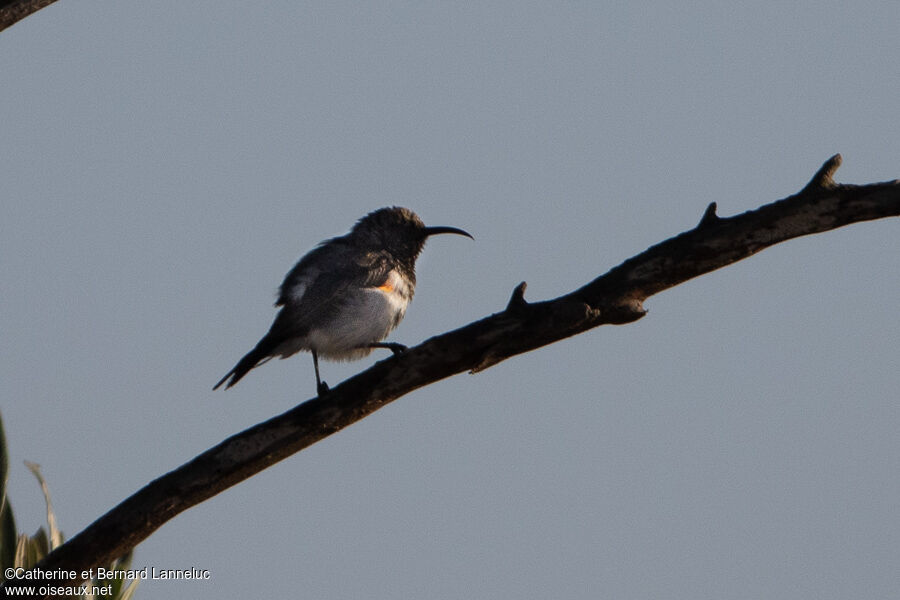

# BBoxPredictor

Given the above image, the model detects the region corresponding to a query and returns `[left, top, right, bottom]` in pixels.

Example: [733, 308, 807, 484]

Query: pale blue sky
[1, 2, 898, 599]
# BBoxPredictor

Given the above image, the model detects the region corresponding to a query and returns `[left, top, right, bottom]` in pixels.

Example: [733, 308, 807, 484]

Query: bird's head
[351, 207, 472, 261]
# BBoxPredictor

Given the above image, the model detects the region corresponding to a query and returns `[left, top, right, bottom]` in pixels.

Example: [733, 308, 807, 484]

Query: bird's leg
[362, 342, 408, 355]
[312, 350, 329, 397]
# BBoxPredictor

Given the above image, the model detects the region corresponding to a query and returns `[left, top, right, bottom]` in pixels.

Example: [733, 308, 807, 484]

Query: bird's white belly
[308, 288, 408, 360]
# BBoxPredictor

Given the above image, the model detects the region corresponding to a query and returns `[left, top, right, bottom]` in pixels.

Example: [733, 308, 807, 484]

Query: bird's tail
[213, 339, 276, 390]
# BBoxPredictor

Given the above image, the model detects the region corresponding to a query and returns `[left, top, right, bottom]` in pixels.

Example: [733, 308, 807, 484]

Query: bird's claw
[361, 342, 408, 356]
[383, 343, 408, 356]
[317, 380, 330, 398]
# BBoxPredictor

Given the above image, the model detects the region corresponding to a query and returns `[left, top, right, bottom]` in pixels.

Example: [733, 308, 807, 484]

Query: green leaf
[30, 527, 49, 561]
[14, 532, 48, 569]
[98, 549, 136, 597]
[13, 534, 29, 569]
[0, 410, 9, 523]
[118, 578, 141, 600]
[0, 495, 17, 572]
[24, 461, 64, 550]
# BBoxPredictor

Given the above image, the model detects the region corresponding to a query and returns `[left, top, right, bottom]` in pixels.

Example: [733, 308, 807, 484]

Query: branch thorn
[697, 202, 719, 227]
[506, 281, 528, 313]
[803, 154, 842, 192]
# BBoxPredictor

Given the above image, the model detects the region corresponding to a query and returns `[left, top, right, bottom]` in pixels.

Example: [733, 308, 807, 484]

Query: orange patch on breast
[377, 282, 394, 293]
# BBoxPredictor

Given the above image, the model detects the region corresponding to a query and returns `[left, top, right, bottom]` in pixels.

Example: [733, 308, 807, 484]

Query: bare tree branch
[5, 155, 899, 596]
[0, 0, 58, 33]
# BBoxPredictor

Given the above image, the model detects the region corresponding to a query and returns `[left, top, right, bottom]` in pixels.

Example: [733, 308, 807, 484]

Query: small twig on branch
[5, 155, 899, 597]
[505, 281, 529, 313]
[697, 202, 719, 227]
[802, 153, 842, 192]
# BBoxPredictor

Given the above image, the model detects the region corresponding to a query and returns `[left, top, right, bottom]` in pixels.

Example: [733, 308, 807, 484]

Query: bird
[214, 207, 472, 397]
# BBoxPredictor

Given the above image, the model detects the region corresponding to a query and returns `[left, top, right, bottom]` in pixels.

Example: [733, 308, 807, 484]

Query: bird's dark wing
[214, 242, 393, 390]
[276, 238, 340, 307]
[269, 246, 393, 339]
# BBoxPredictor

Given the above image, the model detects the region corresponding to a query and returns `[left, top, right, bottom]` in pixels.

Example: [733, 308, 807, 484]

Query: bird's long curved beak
[423, 225, 474, 240]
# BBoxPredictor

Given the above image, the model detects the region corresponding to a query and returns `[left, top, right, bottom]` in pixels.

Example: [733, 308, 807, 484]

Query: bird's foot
[317, 380, 330, 398]
[364, 342, 408, 355]
[383, 342, 408, 356]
